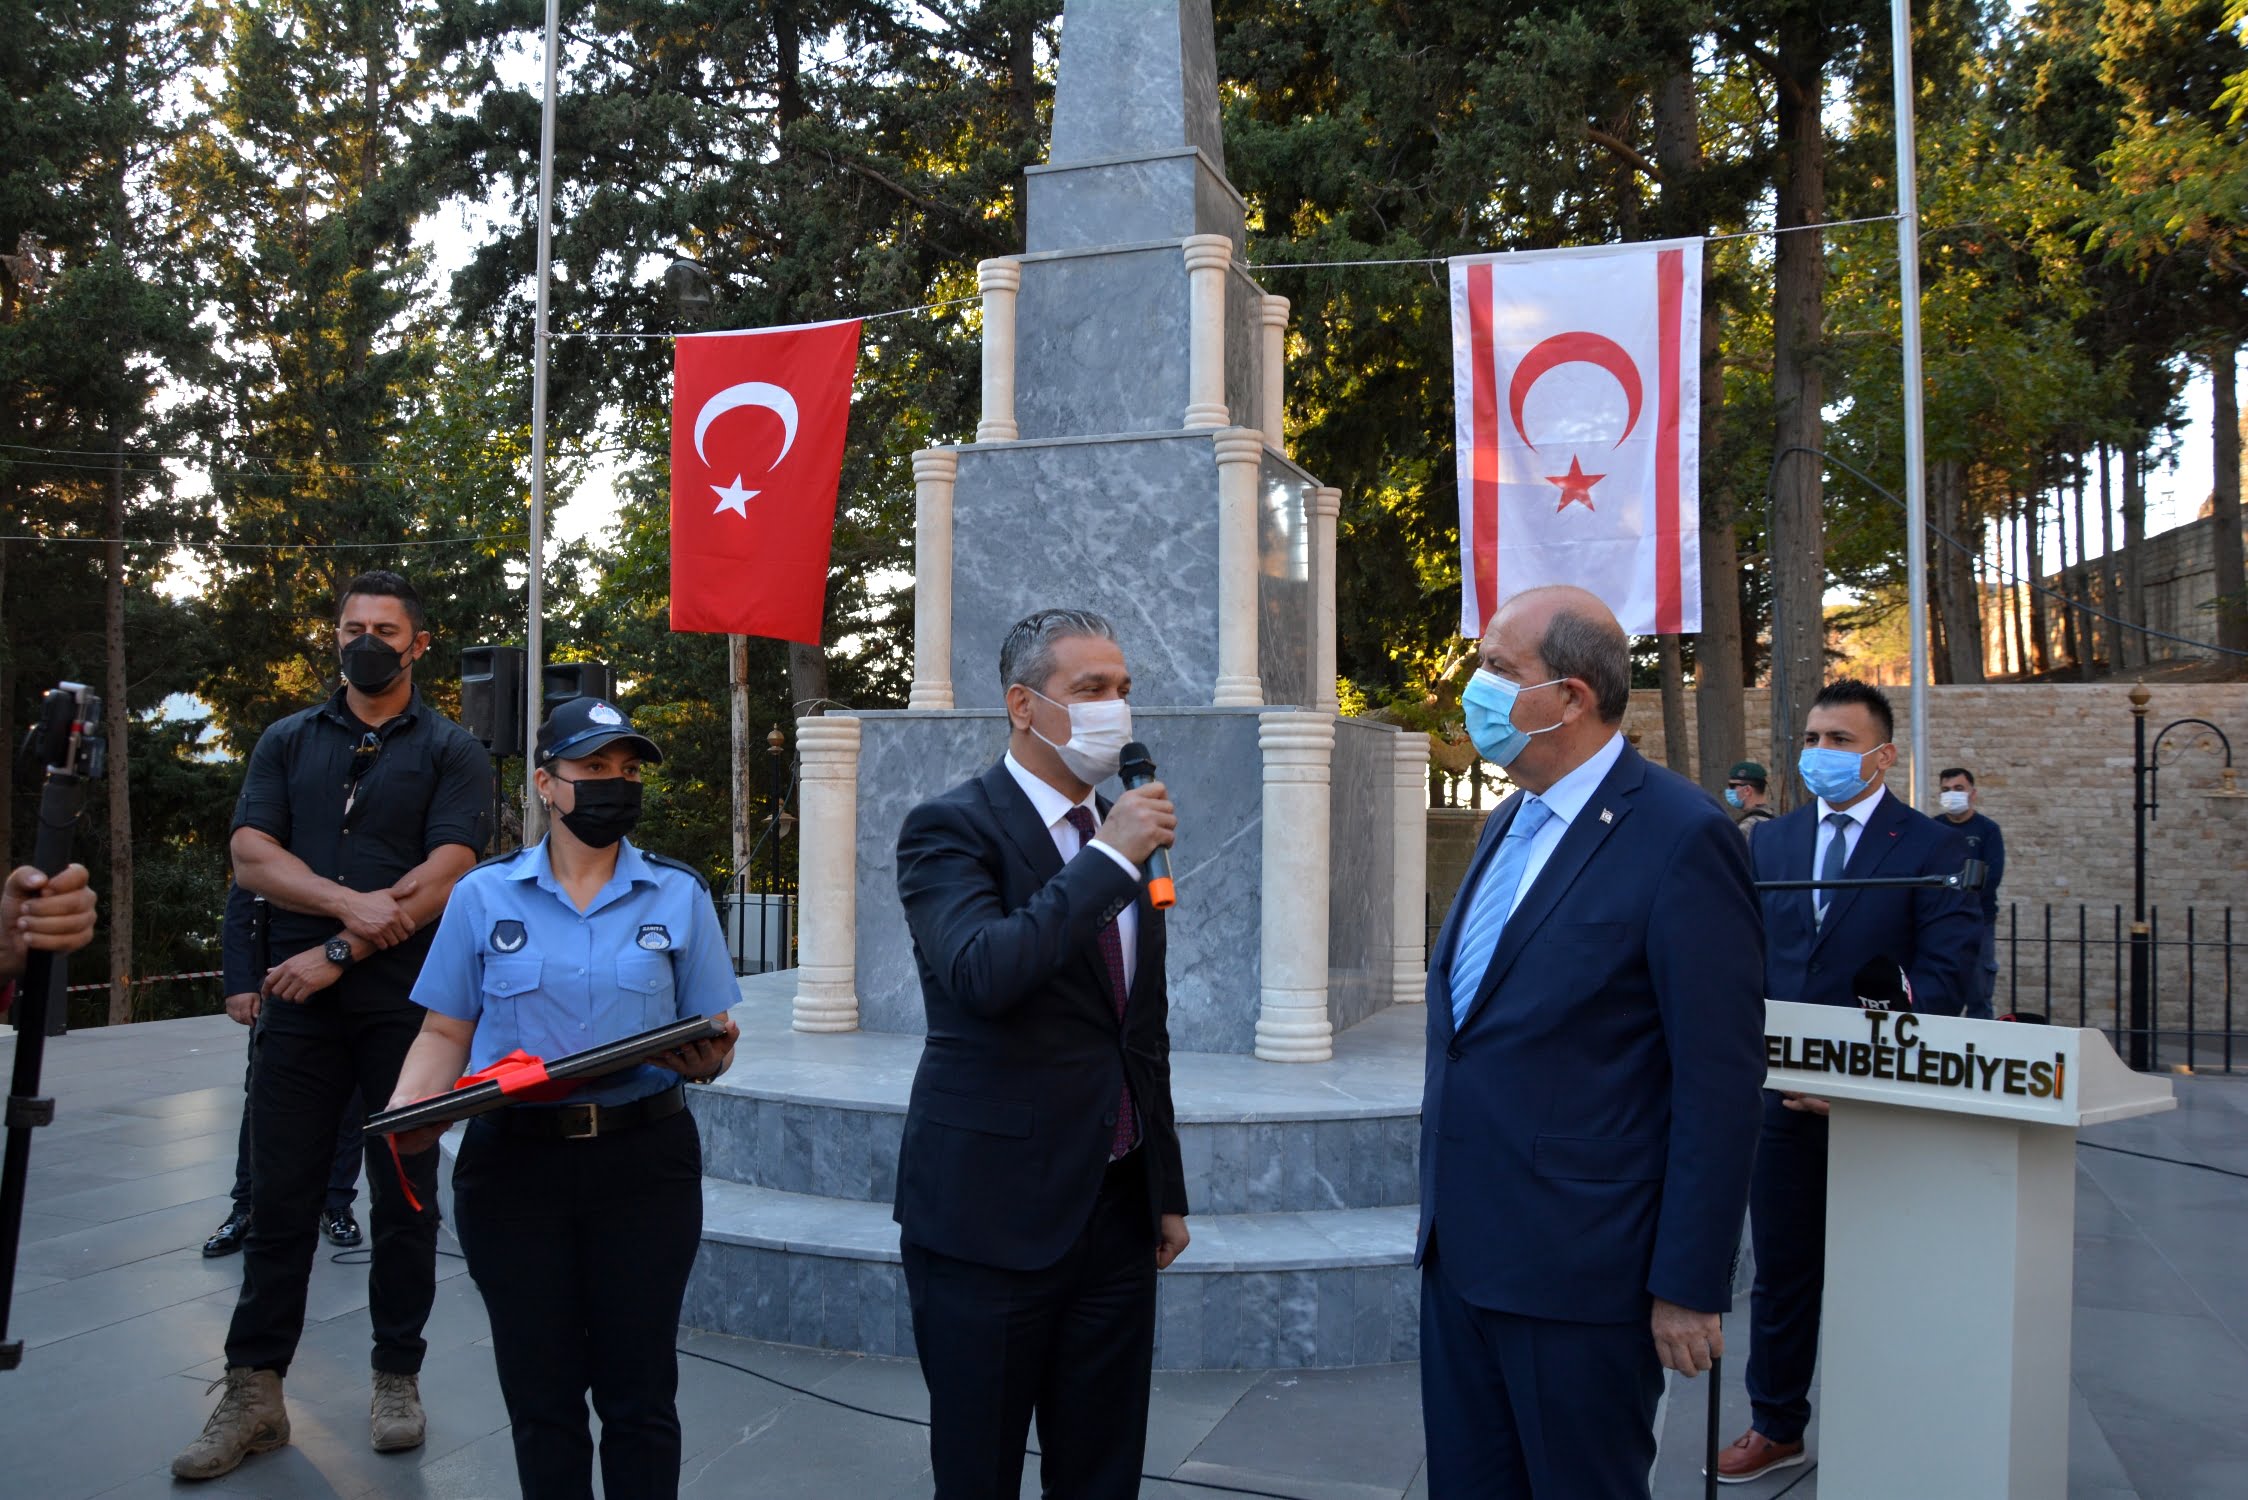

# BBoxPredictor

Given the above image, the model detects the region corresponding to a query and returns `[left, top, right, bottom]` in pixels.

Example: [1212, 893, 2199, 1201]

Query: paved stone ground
[5, 1011, 2244, 1498]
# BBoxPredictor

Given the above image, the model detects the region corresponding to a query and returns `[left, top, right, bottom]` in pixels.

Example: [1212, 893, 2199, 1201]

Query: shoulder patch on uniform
[490, 919, 528, 953]
[642, 852, 710, 891]
[468, 850, 520, 875]
[636, 924, 671, 951]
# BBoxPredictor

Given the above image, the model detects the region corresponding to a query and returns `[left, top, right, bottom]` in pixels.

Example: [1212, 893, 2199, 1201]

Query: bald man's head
[1483, 586, 1630, 725]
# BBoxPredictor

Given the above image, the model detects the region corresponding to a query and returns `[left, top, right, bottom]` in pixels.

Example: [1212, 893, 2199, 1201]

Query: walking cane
[1705, 1352, 1722, 1500]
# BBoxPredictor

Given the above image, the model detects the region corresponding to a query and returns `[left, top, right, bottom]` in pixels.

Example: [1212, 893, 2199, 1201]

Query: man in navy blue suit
[1419, 585, 1767, 1499]
[1715, 678, 1982, 1484]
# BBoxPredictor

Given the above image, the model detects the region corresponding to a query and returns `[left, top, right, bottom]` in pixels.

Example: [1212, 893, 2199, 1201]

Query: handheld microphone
[1116, 741, 1177, 910]
[1852, 956, 1913, 1013]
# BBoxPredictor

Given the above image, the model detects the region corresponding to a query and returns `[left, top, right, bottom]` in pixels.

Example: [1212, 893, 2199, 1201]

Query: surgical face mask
[1026, 687, 1132, 784]
[553, 774, 643, 849]
[1939, 789, 1971, 815]
[1460, 669, 1564, 768]
[340, 634, 407, 693]
[1799, 744, 1887, 805]
[1724, 786, 1745, 810]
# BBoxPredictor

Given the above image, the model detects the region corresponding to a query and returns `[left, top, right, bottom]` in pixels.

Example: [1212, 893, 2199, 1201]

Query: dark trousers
[453, 1106, 703, 1500]
[224, 994, 439, 1376]
[1745, 1094, 1829, 1444]
[902, 1155, 1158, 1500]
[230, 1022, 365, 1213]
[1419, 1240, 1662, 1499]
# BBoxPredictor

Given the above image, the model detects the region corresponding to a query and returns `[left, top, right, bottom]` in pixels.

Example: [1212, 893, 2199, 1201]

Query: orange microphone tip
[1148, 876, 1177, 910]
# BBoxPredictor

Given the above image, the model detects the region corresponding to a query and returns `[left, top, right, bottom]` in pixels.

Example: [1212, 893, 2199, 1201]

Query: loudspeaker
[541, 661, 614, 718]
[460, 644, 527, 755]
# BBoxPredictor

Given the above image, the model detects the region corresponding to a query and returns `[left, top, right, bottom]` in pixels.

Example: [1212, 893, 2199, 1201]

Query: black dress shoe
[321, 1207, 363, 1248]
[202, 1207, 253, 1258]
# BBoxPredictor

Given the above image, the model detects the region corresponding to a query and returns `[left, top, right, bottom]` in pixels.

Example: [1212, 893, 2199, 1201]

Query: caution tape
[63, 969, 225, 993]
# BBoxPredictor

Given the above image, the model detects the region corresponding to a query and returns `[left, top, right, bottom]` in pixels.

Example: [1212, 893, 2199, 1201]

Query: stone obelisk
[789, 0, 1428, 1060]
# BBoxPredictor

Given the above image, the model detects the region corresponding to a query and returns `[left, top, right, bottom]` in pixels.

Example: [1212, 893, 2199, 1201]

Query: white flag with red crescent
[1449, 239, 1702, 638]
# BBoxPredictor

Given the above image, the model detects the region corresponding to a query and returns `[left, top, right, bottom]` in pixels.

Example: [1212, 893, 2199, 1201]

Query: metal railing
[2005, 903, 2239, 1074]
[721, 876, 797, 978]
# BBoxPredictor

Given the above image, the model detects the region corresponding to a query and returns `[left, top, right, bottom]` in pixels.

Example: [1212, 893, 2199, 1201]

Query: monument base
[677, 974, 1422, 1370]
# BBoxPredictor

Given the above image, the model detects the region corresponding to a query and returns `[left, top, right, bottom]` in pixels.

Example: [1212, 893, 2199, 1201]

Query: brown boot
[171, 1367, 289, 1480]
[370, 1370, 426, 1452]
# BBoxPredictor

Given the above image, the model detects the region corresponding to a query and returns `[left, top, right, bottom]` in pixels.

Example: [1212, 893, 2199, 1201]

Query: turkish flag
[1449, 240, 1701, 637]
[669, 319, 861, 643]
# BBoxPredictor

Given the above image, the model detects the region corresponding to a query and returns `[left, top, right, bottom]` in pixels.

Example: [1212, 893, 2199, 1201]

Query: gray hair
[1539, 608, 1630, 724]
[999, 608, 1117, 694]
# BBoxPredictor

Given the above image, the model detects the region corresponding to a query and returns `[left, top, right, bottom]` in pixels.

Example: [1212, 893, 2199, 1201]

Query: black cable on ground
[2079, 1140, 2248, 1182]
[1770, 1460, 1819, 1496]
[673, 1343, 1304, 1498]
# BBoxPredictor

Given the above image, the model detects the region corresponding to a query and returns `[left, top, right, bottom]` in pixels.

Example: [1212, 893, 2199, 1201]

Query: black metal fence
[2004, 903, 2239, 1074]
[721, 877, 797, 978]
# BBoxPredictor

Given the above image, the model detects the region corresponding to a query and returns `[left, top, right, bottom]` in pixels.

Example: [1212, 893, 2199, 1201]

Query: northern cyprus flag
[1449, 239, 1702, 638]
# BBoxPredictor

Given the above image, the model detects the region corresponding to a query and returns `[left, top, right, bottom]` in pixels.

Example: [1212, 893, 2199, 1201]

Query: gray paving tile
[1174, 1364, 1423, 1499]
[673, 1385, 931, 1499]
[2070, 1381, 2139, 1495]
[1142, 1367, 1261, 1474]
[32, 1157, 238, 1223]
[15, 1192, 238, 1280]
[2073, 1305, 2248, 1498]
[7, 1244, 246, 1347]
[2073, 1231, 2212, 1317]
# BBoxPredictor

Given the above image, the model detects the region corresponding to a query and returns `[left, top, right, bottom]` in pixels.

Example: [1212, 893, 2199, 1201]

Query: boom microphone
[1852, 956, 1914, 1013]
[1116, 741, 1177, 910]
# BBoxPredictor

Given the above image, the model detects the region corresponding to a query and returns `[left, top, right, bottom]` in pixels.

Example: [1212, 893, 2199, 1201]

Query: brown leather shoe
[1713, 1428, 1807, 1484]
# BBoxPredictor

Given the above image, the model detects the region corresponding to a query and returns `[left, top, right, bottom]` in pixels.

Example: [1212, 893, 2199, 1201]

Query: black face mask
[554, 774, 643, 849]
[340, 635, 407, 693]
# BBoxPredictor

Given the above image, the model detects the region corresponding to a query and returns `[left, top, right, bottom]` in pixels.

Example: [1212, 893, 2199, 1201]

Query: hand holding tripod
[0, 681, 107, 1371]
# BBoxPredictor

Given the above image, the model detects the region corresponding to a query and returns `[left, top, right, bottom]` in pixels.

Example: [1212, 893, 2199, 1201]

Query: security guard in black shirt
[175, 571, 492, 1483]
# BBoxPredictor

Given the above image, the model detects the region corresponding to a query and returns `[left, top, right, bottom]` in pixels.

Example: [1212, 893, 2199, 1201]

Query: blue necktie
[1816, 811, 1853, 923]
[1448, 796, 1557, 1029]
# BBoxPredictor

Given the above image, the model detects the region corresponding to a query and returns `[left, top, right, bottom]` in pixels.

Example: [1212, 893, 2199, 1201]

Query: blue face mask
[1798, 744, 1887, 805]
[1461, 669, 1564, 768]
[1724, 786, 1744, 810]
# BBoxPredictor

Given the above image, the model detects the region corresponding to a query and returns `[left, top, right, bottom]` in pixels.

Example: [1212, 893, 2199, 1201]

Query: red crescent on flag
[1507, 331, 1643, 450]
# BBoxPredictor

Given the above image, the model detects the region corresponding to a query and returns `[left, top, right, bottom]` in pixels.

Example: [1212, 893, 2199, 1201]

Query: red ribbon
[454, 1048, 577, 1102]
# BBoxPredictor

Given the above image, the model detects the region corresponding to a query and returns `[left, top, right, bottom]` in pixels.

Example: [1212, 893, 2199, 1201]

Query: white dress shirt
[1814, 783, 1887, 880]
[1003, 752, 1139, 991]
[1482, 731, 1627, 919]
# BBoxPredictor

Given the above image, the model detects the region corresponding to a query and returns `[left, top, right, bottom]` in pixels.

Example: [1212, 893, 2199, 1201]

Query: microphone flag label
[1448, 239, 1702, 638]
[669, 318, 862, 644]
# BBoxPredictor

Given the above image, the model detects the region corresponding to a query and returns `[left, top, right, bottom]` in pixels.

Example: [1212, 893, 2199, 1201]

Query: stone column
[1309, 484, 1341, 713]
[1183, 234, 1234, 430]
[908, 449, 958, 710]
[791, 716, 862, 1033]
[1256, 711, 1336, 1062]
[1390, 729, 1431, 1004]
[976, 258, 1021, 442]
[1213, 428, 1265, 707]
[1259, 293, 1290, 450]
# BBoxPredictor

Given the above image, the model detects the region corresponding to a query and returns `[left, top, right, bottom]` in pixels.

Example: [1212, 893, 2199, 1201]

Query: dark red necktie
[1065, 806, 1138, 1159]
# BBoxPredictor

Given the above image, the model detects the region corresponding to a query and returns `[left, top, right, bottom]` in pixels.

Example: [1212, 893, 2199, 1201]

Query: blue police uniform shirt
[412, 838, 737, 1107]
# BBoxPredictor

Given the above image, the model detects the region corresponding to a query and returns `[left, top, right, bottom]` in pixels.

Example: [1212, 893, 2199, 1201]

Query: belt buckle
[557, 1103, 600, 1140]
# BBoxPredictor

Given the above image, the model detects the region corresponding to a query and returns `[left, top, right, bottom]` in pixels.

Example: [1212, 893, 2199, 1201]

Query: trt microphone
[1852, 956, 1914, 1013]
[1116, 741, 1177, 910]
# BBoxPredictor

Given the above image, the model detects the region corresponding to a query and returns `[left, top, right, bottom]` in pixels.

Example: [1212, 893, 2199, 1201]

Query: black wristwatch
[324, 937, 355, 968]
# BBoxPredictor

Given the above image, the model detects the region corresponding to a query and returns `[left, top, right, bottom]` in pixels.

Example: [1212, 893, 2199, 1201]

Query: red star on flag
[1545, 455, 1603, 512]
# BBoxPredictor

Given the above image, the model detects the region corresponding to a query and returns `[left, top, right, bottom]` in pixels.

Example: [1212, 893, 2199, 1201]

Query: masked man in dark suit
[893, 607, 1189, 1500]
[1420, 585, 1766, 1499]
[1715, 677, 1983, 1484]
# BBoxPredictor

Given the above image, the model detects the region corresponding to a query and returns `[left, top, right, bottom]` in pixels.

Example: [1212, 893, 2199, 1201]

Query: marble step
[689, 1088, 1419, 1214]
[681, 1179, 1421, 1371]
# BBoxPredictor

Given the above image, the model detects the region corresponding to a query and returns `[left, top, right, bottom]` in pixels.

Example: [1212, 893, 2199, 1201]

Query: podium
[1762, 1001, 2175, 1500]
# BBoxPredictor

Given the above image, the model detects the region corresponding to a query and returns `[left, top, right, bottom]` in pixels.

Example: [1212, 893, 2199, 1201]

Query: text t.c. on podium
[1761, 1000, 2175, 1500]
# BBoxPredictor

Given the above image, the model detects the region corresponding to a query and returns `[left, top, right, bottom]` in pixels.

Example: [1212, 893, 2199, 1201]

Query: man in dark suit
[1420, 585, 1766, 1499]
[893, 607, 1189, 1500]
[1716, 678, 1983, 1484]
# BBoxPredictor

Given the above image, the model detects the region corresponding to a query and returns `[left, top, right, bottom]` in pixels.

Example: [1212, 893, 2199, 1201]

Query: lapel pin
[1599, 808, 1614, 824]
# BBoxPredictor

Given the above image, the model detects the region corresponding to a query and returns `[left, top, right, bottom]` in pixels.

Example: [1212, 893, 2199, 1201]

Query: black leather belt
[480, 1084, 686, 1141]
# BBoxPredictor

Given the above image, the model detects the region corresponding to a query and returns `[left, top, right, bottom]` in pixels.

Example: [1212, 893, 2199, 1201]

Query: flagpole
[1893, 0, 1932, 809]
[523, 0, 560, 842]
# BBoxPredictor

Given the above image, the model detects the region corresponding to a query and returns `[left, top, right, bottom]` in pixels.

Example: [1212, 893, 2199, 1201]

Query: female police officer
[385, 696, 740, 1500]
